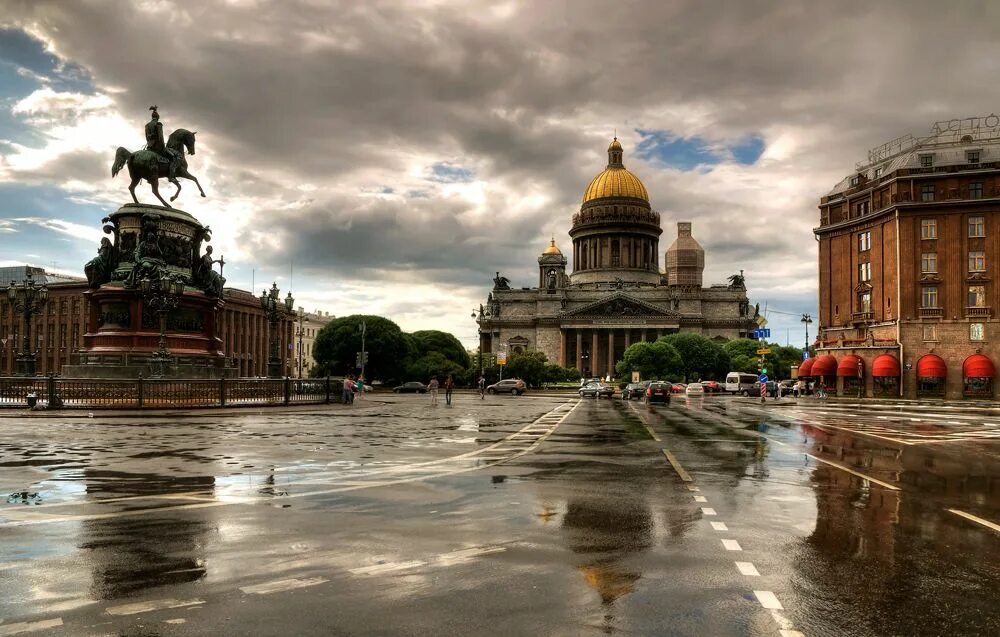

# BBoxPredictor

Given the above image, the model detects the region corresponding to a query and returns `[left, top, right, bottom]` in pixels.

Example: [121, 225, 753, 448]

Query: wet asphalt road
[1, 393, 999, 636]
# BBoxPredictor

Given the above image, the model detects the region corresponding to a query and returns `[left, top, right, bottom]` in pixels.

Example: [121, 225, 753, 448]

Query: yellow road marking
[947, 508, 1000, 533]
[661, 448, 693, 482]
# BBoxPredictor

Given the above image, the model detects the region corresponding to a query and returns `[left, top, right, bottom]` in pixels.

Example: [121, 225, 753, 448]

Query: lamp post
[801, 313, 813, 352]
[295, 308, 305, 378]
[260, 282, 294, 378]
[7, 270, 48, 377]
[141, 272, 185, 378]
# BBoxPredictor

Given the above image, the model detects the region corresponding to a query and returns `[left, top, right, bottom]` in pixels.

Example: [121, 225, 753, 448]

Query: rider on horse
[145, 106, 179, 179]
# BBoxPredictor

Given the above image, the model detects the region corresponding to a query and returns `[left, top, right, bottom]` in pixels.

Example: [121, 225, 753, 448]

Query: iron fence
[0, 375, 339, 410]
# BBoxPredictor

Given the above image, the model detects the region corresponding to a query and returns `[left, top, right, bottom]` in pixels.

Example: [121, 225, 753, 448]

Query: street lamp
[142, 272, 185, 378]
[801, 313, 813, 352]
[7, 270, 48, 376]
[260, 281, 293, 378]
[295, 308, 305, 378]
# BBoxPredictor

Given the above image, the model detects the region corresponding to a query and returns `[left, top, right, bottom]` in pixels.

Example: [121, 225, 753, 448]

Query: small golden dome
[543, 237, 562, 254]
[583, 137, 649, 203]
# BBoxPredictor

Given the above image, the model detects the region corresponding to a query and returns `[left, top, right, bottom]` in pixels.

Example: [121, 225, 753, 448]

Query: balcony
[851, 311, 874, 323]
[919, 307, 943, 318]
[965, 306, 992, 318]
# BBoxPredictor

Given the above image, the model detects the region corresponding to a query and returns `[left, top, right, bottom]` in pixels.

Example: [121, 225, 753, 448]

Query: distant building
[294, 309, 335, 377]
[1, 265, 294, 377]
[477, 138, 756, 377]
[814, 115, 1000, 398]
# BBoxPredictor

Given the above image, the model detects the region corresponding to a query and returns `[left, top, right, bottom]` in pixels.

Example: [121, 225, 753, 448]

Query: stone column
[607, 330, 615, 377]
[576, 331, 583, 372]
[559, 330, 567, 367]
[641, 328, 648, 342]
[591, 330, 599, 378]
[624, 330, 631, 349]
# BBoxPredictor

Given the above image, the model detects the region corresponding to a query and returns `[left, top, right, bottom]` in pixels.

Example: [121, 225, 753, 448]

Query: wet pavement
[1, 394, 998, 636]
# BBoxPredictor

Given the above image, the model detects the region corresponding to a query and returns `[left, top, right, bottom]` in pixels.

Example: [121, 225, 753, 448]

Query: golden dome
[583, 137, 649, 203]
[543, 237, 562, 254]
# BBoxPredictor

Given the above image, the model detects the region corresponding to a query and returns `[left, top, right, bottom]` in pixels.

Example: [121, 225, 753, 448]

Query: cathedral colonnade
[558, 326, 675, 378]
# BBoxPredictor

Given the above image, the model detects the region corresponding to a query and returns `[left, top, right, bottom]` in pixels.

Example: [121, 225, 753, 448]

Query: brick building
[1, 266, 295, 377]
[814, 115, 1000, 399]
[477, 138, 756, 377]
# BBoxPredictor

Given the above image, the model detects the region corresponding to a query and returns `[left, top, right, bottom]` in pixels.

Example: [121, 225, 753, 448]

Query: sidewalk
[0, 400, 355, 419]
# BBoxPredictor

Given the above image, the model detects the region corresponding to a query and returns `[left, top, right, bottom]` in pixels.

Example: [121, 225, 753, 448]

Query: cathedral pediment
[561, 293, 679, 319]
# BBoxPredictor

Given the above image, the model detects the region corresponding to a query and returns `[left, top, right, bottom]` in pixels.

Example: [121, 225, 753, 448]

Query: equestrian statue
[112, 106, 206, 208]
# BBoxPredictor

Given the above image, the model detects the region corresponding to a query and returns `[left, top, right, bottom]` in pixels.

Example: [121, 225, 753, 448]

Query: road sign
[803, 351, 810, 360]
[752, 329, 771, 339]
[755, 316, 768, 327]
[758, 374, 768, 383]
[756, 348, 771, 355]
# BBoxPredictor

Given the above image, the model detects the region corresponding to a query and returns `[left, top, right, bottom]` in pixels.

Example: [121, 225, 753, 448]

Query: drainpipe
[895, 210, 903, 398]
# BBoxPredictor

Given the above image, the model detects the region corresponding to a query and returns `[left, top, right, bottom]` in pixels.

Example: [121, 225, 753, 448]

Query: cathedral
[476, 137, 757, 377]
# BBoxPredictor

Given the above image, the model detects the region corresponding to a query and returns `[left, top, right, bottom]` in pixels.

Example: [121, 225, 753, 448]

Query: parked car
[670, 383, 687, 394]
[750, 380, 778, 397]
[701, 380, 722, 393]
[487, 379, 525, 395]
[645, 381, 671, 404]
[579, 382, 615, 398]
[580, 377, 603, 387]
[622, 381, 650, 400]
[393, 381, 427, 393]
[686, 382, 705, 395]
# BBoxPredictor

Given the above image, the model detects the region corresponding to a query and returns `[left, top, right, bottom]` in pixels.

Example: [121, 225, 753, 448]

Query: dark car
[750, 380, 778, 397]
[645, 381, 671, 404]
[579, 382, 614, 398]
[623, 381, 650, 400]
[393, 381, 427, 393]
[487, 379, 525, 395]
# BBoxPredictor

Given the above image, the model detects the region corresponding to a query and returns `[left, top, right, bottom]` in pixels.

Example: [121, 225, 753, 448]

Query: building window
[967, 150, 981, 164]
[858, 262, 872, 282]
[969, 216, 985, 237]
[921, 185, 935, 202]
[921, 286, 939, 308]
[856, 201, 870, 216]
[850, 175, 860, 186]
[858, 231, 871, 252]
[923, 325, 937, 341]
[859, 291, 872, 313]
[919, 154, 934, 168]
[969, 182, 984, 199]
[921, 252, 938, 273]
[971, 323, 985, 341]
[969, 251, 986, 272]
[921, 219, 937, 239]
[968, 285, 987, 307]
[874, 167, 882, 179]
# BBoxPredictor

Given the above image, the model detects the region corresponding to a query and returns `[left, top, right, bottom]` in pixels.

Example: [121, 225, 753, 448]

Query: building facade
[814, 115, 1000, 399]
[477, 138, 756, 377]
[293, 309, 335, 377]
[1, 266, 295, 377]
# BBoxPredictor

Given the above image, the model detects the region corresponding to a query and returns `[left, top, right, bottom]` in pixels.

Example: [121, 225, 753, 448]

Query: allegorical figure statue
[547, 269, 557, 290]
[126, 217, 168, 289]
[112, 105, 206, 208]
[493, 271, 511, 290]
[195, 245, 226, 297]
[84, 237, 117, 288]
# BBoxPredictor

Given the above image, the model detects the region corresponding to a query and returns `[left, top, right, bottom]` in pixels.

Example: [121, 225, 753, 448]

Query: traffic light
[761, 368, 767, 374]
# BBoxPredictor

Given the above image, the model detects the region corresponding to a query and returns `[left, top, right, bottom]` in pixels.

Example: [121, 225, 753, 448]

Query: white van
[725, 372, 758, 395]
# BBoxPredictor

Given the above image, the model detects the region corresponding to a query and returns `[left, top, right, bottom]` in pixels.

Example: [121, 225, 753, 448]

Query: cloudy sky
[2, 1, 1000, 348]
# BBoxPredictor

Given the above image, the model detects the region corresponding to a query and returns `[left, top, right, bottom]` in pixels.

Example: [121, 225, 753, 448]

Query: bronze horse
[112, 128, 206, 208]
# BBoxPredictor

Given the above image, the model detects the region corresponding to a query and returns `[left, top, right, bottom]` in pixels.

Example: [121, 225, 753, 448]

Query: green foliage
[658, 333, 729, 381]
[504, 350, 548, 387]
[406, 351, 466, 384]
[723, 338, 762, 374]
[615, 340, 682, 381]
[409, 330, 470, 368]
[720, 338, 804, 380]
[312, 315, 410, 383]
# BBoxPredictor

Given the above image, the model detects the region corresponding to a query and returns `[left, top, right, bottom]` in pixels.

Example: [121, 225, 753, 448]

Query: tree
[504, 350, 548, 387]
[658, 333, 729, 381]
[406, 351, 466, 384]
[409, 330, 470, 368]
[615, 340, 682, 381]
[312, 315, 411, 383]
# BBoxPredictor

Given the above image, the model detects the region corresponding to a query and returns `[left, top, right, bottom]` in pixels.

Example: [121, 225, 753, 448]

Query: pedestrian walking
[444, 374, 455, 405]
[818, 381, 827, 399]
[428, 376, 440, 406]
[478, 375, 486, 400]
[793, 381, 800, 399]
[355, 376, 364, 401]
[515, 378, 526, 396]
[776, 381, 782, 400]
[342, 375, 354, 405]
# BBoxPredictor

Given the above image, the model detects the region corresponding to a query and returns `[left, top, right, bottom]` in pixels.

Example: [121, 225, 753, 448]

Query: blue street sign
[758, 374, 768, 383]
[753, 329, 771, 339]
[803, 351, 810, 360]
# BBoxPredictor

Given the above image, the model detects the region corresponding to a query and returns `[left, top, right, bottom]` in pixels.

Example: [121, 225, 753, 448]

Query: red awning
[963, 354, 995, 378]
[916, 354, 947, 379]
[811, 354, 838, 377]
[797, 358, 815, 377]
[837, 354, 864, 377]
[871, 354, 901, 377]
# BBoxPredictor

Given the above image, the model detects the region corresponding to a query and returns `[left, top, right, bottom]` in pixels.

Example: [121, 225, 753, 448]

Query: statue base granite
[62, 203, 236, 379]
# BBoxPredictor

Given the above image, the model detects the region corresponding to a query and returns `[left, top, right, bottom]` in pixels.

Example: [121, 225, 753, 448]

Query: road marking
[753, 590, 784, 610]
[710, 521, 728, 531]
[806, 453, 900, 490]
[686, 485, 700, 491]
[947, 508, 1000, 533]
[693, 495, 707, 502]
[735, 561, 759, 576]
[436, 546, 506, 563]
[722, 539, 742, 551]
[105, 598, 205, 616]
[349, 560, 426, 575]
[661, 449, 693, 482]
[239, 576, 328, 595]
[701, 507, 717, 516]
[0, 619, 64, 635]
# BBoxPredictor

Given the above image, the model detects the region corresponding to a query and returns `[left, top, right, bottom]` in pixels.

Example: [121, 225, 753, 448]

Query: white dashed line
[105, 598, 205, 616]
[710, 521, 728, 531]
[348, 560, 425, 576]
[686, 485, 700, 492]
[693, 495, 707, 502]
[0, 618, 64, 635]
[701, 507, 717, 516]
[239, 577, 329, 594]
[721, 539, 742, 551]
[735, 561, 760, 576]
[806, 453, 900, 490]
[753, 590, 784, 610]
